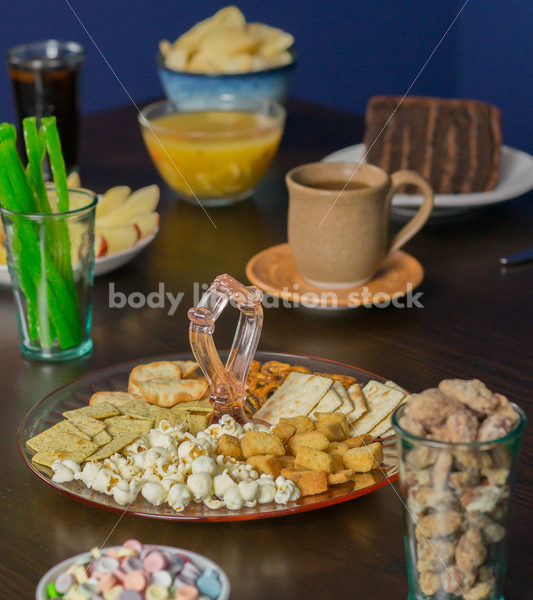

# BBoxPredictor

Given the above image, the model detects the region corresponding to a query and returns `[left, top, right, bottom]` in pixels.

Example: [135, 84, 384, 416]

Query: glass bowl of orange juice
[139, 96, 285, 206]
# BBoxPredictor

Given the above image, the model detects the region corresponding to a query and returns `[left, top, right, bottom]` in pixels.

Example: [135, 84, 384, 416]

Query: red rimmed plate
[18, 351, 399, 522]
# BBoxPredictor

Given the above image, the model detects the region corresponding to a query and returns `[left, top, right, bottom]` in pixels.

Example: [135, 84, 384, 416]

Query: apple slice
[67, 171, 81, 188]
[94, 234, 108, 258]
[97, 185, 159, 226]
[95, 224, 140, 256]
[125, 212, 160, 239]
[96, 186, 132, 220]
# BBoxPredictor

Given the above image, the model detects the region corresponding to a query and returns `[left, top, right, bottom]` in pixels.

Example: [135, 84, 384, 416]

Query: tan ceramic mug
[286, 162, 434, 288]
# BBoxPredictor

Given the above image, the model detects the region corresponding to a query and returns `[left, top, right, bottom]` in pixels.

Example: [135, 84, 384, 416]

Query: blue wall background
[1, 1, 532, 151]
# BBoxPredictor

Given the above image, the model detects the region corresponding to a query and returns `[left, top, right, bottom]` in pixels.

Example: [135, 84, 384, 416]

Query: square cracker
[92, 430, 112, 446]
[368, 388, 407, 437]
[30, 434, 98, 465]
[349, 380, 405, 435]
[347, 383, 368, 422]
[67, 414, 106, 437]
[26, 421, 91, 452]
[104, 416, 153, 437]
[63, 403, 120, 421]
[312, 387, 341, 413]
[332, 381, 353, 416]
[254, 372, 333, 425]
[85, 432, 141, 461]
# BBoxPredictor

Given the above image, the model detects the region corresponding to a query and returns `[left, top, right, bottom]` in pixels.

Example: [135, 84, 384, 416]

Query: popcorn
[54, 415, 302, 513]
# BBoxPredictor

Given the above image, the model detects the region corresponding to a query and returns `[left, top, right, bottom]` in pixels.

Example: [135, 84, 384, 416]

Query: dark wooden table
[0, 99, 531, 599]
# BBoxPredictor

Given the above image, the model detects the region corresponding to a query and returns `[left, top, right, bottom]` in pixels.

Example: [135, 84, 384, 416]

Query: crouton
[272, 421, 297, 444]
[330, 453, 345, 473]
[279, 455, 296, 470]
[345, 434, 374, 448]
[246, 454, 281, 478]
[279, 416, 316, 434]
[215, 434, 243, 460]
[287, 431, 329, 456]
[343, 442, 383, 472]
[327, 442, 349, 456]
[241, 431, 285, 458]
[294, 446, 334, 473]
[328, 469, 354, 485]
[314, 412, 350, 437]
[281, 469, 328, 496]
[316, 421, 347, 442]
[354, 471, 381, 490]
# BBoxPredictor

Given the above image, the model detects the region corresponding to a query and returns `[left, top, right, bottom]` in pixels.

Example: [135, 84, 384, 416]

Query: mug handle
[386, 170, 434, 254]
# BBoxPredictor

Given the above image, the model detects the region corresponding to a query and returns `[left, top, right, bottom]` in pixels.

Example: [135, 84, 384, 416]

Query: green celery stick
[23, 118, 51, 214]
[0, 161, 39, 341]
[0, 139, 79, 348]
[0, 123, 16, 144]
[41, 117, 69, 211]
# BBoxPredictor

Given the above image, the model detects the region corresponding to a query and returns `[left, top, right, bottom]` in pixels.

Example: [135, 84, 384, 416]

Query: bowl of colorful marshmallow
[36, 539, 230, 600]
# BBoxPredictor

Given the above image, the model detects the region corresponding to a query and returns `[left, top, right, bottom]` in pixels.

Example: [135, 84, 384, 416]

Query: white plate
[0, 228, 159, 287]
[35, 544, 231, 600]
[323, 144, 533, 215]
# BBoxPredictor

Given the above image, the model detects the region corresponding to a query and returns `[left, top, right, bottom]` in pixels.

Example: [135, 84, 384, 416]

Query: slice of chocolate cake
[363, 96, 502, 193]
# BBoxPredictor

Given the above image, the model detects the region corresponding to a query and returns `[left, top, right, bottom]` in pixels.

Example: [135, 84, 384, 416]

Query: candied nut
[407, 389, 459, 427]
[481, 466, 508, 486]
[441, 564, 475, 594]
[460, 485, 501, 513]
[464, 581, 493, 600]
[417, 537, 456, 571]
[406, 467, 432, 488]
[494, 393, 518, 425]
[416, 511, 462, 540]
[478, 566, 496, 585]
[455, 528, 487, 572]
[477, 413, 514, 442]
[466, 513, 506, 543]
[439, 379, 498, 415]
[454, 448, 492, 471]
[449, 469, 480, 491]
[446, 410, 479, 443]
[409, 486, 458, 516]
[398, 413, 426, 437]
[419, 571, 441, 595]
[432, 450, 453, 490]
[406, 445, 437, 470]
[491, 446, 511, 470]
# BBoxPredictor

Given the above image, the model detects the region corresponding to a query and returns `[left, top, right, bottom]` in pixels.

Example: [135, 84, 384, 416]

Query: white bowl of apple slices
[93, 184, 160, 275]
[0, 181, 160, 286]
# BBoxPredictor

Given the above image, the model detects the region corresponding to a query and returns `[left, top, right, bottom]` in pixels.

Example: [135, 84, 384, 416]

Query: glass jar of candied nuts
[392, 380, 526, 600]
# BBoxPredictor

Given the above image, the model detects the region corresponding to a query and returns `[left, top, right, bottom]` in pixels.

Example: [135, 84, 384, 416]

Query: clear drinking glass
[1, 189, 96, 361]
[392, 403, 526, 600]
[6, 40, 84, 174]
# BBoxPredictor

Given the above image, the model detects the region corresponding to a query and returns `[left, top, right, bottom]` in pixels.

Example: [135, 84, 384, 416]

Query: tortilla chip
[349, 381, 405, 435]
[254, 372, 333, 425]
[347, 383, 368, 422]
[63, 403, 120, 420]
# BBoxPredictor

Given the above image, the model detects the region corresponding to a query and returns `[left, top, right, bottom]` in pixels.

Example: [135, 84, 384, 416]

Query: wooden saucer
[245, 244, 424, 309]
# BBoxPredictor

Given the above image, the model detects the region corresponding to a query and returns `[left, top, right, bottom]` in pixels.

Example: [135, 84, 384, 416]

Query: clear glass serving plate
[18, 351, 399, 522]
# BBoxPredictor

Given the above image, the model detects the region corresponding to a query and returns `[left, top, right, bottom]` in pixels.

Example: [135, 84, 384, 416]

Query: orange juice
[141, 110, 283, 201]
